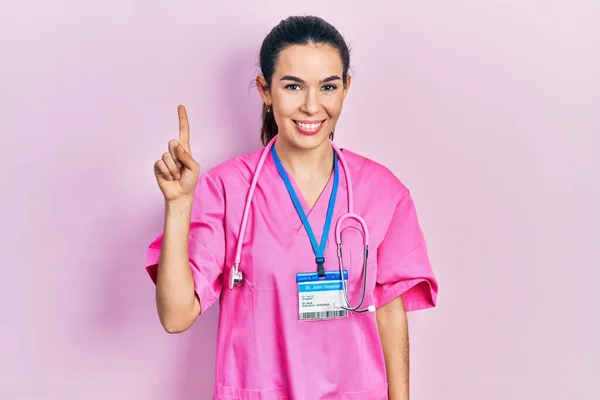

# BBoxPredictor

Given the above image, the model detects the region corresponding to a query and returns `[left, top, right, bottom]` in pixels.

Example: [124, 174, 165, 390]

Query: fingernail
[176, 174, 181, 179]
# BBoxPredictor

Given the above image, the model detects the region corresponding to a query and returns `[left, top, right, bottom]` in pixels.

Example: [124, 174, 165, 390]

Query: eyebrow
[280, 75, 342, 84]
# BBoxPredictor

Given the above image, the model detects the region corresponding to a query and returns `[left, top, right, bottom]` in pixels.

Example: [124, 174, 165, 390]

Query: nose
[300, 88, 320, 115]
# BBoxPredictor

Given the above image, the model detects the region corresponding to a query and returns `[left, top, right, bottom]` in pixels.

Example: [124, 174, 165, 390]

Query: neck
[274, 139, 334, 182]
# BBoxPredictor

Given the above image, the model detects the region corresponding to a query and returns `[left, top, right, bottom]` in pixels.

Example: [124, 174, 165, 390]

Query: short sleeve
[374, 189, 438, 311]
[145, 172, 226, 312]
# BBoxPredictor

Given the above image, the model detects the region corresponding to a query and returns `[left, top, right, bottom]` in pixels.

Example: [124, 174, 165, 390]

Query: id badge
[296, 270, 349, 321]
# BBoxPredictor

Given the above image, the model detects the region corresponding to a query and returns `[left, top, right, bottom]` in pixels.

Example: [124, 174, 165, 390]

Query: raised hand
[154, 105, 201, 202]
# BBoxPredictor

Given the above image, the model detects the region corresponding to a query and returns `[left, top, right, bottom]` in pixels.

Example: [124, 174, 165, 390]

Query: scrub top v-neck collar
[262, 148, 349, 238]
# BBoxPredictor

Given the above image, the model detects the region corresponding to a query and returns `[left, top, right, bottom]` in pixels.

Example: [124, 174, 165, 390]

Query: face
[257, 43, 351, 150]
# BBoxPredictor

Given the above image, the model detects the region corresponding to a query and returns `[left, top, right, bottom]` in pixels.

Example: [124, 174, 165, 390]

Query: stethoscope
[229, 136, 375, 313]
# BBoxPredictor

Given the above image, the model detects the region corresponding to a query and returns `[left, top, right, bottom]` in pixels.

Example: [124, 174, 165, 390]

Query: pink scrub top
[145, 146, 438, 400]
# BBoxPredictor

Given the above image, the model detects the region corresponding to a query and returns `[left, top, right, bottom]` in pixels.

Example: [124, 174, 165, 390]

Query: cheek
[272, 90, 300, 117]
[323, 96, 344, 118]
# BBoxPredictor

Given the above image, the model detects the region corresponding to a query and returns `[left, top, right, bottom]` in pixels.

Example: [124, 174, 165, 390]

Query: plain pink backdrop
[1, 1, 598, 399]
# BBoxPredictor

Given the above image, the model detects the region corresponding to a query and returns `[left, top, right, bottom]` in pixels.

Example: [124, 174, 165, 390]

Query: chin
[288, 132, 331, 151]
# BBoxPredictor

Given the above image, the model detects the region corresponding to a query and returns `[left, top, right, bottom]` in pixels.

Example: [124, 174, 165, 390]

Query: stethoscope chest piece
[229, 264, 243, 289]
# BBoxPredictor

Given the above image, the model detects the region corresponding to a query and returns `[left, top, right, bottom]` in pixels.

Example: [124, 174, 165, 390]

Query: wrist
[165, 197, 193, 215]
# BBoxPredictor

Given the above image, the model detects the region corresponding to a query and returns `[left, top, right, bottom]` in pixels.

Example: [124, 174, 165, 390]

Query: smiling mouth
[293, 120, 325, 132]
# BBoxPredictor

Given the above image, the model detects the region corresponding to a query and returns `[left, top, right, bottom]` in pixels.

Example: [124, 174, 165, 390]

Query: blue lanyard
[271, 145, 339, 277]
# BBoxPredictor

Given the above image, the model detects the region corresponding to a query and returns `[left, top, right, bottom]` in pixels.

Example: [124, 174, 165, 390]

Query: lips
[293, 119, 325, 136]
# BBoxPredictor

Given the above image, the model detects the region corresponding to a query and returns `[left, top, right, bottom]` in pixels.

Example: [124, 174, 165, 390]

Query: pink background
[1, 1, 599, 399]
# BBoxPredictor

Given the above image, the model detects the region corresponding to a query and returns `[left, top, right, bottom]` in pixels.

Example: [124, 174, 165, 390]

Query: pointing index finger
[178, 105, 190, 151]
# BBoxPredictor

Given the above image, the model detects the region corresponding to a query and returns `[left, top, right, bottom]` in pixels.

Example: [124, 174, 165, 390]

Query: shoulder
[197, 147, 264, 193]
[341, 147, 409, 203]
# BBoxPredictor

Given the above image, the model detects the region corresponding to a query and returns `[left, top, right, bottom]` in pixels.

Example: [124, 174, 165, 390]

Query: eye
[285, 84, 302, 91]
[322, 84, 337, 91]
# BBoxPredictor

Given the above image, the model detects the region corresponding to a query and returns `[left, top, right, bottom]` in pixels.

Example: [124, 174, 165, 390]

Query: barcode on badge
[299, 310, 348, 320]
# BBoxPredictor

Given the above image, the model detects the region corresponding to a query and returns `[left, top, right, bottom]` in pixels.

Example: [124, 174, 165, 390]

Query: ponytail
[260, 103, 278, 146]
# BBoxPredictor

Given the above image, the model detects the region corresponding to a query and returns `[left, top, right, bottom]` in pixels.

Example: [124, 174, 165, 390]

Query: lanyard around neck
[271, 145, 340, 277]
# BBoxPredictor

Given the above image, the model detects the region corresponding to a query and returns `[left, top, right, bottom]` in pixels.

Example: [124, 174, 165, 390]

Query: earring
[266, 104, 271, 113]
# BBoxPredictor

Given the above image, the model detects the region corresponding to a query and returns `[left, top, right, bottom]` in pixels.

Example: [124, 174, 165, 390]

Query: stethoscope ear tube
[336, 242, 372, 313]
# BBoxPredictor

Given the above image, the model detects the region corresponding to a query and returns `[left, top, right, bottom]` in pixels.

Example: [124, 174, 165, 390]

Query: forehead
[275, 44, 343, 79]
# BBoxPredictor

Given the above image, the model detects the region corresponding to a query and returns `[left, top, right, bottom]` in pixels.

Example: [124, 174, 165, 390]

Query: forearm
[376, 296, 410, 400]
[156, 198, 201, 333]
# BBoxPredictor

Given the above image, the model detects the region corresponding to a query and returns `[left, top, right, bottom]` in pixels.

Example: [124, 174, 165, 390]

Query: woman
[147, 15, 438, 400]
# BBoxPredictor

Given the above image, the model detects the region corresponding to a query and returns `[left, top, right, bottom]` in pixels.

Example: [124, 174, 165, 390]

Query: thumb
[176, 143, 200, 173]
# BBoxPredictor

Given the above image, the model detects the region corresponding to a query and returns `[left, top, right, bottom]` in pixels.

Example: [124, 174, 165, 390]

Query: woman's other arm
[377, 296, 410, 400]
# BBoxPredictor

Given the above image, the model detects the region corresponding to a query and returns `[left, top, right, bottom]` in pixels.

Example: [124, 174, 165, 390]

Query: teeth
[297, 121, 322, 130]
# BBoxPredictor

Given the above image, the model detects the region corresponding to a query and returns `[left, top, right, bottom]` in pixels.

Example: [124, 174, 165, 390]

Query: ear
[342, 75, 352, 100]
[255, 75, 271, 105]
